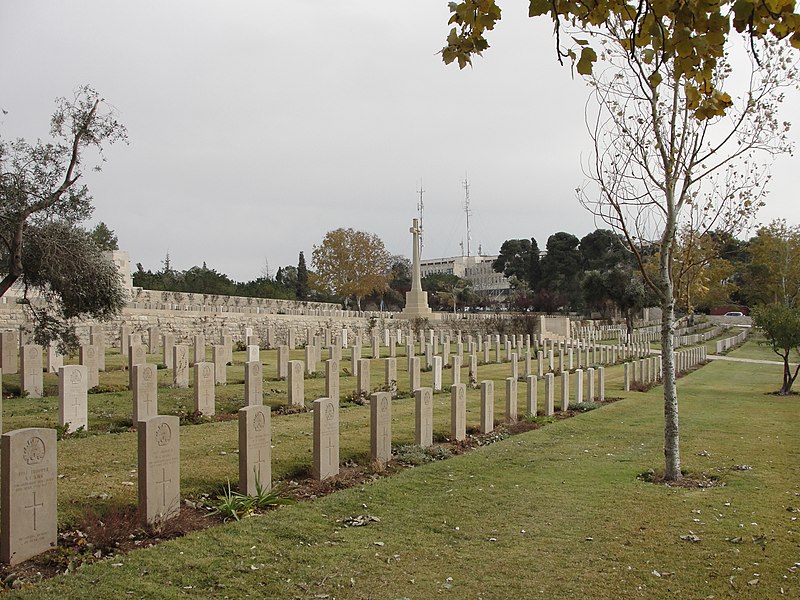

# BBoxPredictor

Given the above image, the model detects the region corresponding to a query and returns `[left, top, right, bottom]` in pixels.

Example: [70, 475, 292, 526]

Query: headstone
[312, 397, 339, 480]
[194, 362, 215, 416]
[193, 334, 206, 365]
[469, 354, 478, 386]
[624, 362, 631, 391]
[409, 356, 421, 392]
[239, 405, 271, 494]
[277, 345, 289, 379]
[325, 359, 340, 401]
[505, 377, 518, 422]
[480, 380, 494, 433]
[162, 333, 175, 369]
[128, 343, 147, 389]
[526, 375, 537, 416]
[384, 358, 397, 395]
[148, 326, 161, 354]
[587, 367, 595, 402]
[133, 363, 158, 423]
[450, 383, 467, 441]
[432, 355, 443, 391]
[137, 415, 180, 525]
[414, 387, 433, 447]
[58, 365, 87, 433]
[544, 372, 555, 416]
[287, 328, 296, 350]
[173, 345, 189, 388]
[560, 371, 569, 411]
[212, 345, 227, 385]
[245, 344, 261, 362]
[46, 344, 63, 374]
[370, 392, 392, 465]
[89, 326, 106, 371]
[575, 368, 584, 404]
[244, 361, 263, 406]
[220, 334, 233, 366]
[304, 345, 317, 375]
[79, 344, 100, 389]
[449, 354, 461, 386]
[357, 358, 371, 396]
[598, 366, 605, 401]
[288, 360, 305, 407]
[0, 428, 57, 565]
[119, 325, 131, 357]
[20, 345, 43, 398]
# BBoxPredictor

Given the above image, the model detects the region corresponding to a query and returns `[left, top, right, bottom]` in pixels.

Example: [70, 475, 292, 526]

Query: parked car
[724, 311, 744, 317]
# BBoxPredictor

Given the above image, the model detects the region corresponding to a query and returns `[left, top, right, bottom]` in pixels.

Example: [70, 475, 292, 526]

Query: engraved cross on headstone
[156, 467, 171, 506]
[25, 492, 43, 531]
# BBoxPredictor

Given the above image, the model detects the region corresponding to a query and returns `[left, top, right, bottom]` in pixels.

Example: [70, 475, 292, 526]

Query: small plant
[208, 480, 247, 522]
[525, 414, 555, 425]
[156, 363, 168, 370]
[394, 444, 453, 466]
[234, 341, 247, 352]
[89, 383, 128, 394]
[208, 475, 294, 522]
[568, 401, 601, 413]
[178, 409, 213, 425]
[56, 424, 90, 440]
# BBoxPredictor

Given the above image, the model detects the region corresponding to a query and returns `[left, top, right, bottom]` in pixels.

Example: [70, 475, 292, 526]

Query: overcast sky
[3, 1, 799, 282]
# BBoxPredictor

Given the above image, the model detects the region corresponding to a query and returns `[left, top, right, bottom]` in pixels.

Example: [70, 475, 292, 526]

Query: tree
[0, 86, 128, 349]
[742, 220, 800, 307]
[752, 303, 800, 395]
[311, 228, 391, 310]
[442, 1, 798, 481]
[580, 229, 631, 271]
[492, 238, 541, 288]
[538, 232, 583, 309]
[296, 251, 309, 300]
[88, 221, 119, 251]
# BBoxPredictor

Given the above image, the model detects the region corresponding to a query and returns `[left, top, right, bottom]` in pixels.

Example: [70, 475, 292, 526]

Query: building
[419, 254, 512, 303]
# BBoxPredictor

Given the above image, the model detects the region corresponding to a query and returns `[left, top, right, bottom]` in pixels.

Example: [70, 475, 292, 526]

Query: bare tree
[577, 33, 794, 480]
[442, 1, 799, 480]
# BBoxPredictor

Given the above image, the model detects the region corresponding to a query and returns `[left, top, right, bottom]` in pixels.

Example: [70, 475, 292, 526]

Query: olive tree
[0, 86, 128, 349]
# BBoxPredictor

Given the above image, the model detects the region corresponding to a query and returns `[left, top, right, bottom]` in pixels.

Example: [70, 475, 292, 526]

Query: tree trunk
[660, 218, 681, 481]
[780, 354, 800, 395]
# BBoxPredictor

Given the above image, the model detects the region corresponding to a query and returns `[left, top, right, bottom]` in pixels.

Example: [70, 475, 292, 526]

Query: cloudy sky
[3, 1, 799, 282]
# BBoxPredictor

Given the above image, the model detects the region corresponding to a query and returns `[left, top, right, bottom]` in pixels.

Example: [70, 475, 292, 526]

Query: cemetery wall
[0, 292, 502, 347]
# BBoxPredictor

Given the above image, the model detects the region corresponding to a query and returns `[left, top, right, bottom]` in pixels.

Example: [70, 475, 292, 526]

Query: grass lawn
[3, 341, 798, 598]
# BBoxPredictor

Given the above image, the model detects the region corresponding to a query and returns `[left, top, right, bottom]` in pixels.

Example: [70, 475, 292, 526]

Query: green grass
[5, 341, 800, 598]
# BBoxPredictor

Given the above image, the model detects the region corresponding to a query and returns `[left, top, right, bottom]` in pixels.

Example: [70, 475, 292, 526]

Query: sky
[2, 1, 799, 282]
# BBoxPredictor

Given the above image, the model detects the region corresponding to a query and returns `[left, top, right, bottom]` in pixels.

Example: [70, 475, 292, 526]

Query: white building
[419, 255, 511, 302]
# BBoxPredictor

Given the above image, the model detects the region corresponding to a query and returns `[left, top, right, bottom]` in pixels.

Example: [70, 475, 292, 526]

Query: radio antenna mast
[416, 182, 425, 255]
[462, 176, 472, 257]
